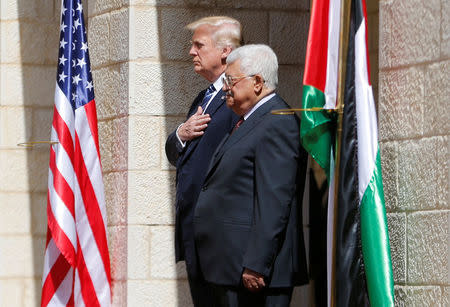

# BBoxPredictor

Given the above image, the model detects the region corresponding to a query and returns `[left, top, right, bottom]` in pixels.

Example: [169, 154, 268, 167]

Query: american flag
[41, 0, 111, 306]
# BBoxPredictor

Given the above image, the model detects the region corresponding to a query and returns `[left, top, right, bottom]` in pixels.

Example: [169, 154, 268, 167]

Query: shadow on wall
[14, 0, 60, 305]
[156, 1, 310, 306]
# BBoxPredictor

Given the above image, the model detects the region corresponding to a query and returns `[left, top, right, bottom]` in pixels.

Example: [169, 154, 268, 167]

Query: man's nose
[189, 45, 196, 56]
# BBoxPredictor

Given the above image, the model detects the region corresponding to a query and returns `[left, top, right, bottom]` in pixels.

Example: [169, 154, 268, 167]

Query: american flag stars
[57, 0, 93, 110]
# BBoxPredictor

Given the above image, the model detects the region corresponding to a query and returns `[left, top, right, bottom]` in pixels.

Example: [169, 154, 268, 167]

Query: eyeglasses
[222, 75, 255, 88]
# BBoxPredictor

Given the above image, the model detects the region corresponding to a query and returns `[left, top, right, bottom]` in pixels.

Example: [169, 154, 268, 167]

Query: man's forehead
[192, 24, 214, 38]
[225, 61, 241, 74]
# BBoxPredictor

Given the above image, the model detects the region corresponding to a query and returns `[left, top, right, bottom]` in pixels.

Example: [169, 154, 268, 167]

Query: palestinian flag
[301, 0, 395, 306]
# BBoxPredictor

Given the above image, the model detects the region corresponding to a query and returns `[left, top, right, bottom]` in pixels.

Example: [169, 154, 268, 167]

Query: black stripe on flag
[335, 0, 370, 306]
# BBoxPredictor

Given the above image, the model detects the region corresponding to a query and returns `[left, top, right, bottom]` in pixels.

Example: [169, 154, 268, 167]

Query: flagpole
[330, 0, 352, 306]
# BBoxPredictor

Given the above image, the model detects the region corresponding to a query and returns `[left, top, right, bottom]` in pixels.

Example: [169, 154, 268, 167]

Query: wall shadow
[15, 0, 60, 305]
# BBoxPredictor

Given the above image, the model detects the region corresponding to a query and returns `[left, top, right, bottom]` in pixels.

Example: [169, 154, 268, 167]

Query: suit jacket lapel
[206, 95, 280, 181]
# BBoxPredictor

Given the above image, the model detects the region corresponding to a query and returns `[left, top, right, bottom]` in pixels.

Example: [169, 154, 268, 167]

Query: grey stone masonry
[379, 0, 450, 305]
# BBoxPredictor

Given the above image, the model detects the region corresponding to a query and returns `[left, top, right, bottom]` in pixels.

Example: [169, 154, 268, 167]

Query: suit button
[201, 186, 207, 191]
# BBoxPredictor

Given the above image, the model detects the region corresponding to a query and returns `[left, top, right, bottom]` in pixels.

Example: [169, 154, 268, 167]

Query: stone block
[380, 141, 398, 211]
[394, 286, 442, 307]
[129, 62, 205, 116]
[424, 61, 450, 136]
[161, 116, 185, 171]
[386, 213, 406, 283]
[128, 170, 176, 225]
[93, 63, 129, 120]
[88, 13, 110, 68]
[103, 171, 128, 226]
[277, 64, 303, 108]
[379, 0, 440, 68]
[150, 226, 187, 279]
[110, 8, 129, 63]
[126, 225, 151, 279]
[22, 278, 40, 307]
[1, 21, 21, 63]
[88, 0, 127, 17]
[1, 65, 55, 107]
[443, 0, 450, 58]
[0, 193, 31, 234]
[31, 192, 47, 235]
[0, 106, 32, 147]
[398, 137, 448, 210]
[159, 8, 269, 61]
[98, 117, 128, 173]
[111, 280, 127, 307]
[269, 12, 309, 65]
[0, 0, 55, 21]
[443, 286, 450, 307]
[3, 21, 58, 65]
[379, 67, 423, 141]
[107, 225, 128, 281]
[0, 279, 22, 307]
[129, 115, 161, 170]
[31, 107, 53, 142]
[23, 66, 56, 107]
[0, 235, 45, 277]
[130, 6, 159, 60]
[0, 149, 49, 192]
[128, 279, 193, 307]
[407, 211, 449, 284]
[216, 0, 309, 10]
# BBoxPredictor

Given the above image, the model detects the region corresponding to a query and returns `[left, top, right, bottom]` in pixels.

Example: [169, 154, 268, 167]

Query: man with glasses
[194, 44, 309, 306]
[165, 16, 241, 306]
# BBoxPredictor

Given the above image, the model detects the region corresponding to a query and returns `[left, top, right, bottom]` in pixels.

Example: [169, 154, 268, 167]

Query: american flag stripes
[41, 0, 111, 306]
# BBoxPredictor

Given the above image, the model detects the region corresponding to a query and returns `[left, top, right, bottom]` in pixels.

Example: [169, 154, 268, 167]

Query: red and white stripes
[42, 85, 111, 307]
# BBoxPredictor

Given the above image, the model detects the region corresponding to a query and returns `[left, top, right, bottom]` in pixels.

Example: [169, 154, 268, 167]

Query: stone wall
[379, 0, 449, 305]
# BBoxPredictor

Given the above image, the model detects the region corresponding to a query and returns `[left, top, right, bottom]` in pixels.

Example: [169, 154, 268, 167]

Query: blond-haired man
[165, 16, 242, 306]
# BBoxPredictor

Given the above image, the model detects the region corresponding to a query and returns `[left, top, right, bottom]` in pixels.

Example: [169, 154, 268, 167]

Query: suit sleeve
[242, 114, 301, 277]
[165, 129, 185, 166]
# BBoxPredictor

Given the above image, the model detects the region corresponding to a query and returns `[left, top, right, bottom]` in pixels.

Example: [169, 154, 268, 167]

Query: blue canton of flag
[57, 0, 94, 110]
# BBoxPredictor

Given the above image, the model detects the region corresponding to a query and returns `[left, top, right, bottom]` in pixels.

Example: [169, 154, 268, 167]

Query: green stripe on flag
[300, 85, 333, 179]
[360, 149, 395, 307]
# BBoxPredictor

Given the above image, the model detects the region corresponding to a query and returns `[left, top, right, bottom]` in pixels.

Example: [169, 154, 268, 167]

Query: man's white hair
[226, 44, 278, 90]
[186, 16, 242, 49]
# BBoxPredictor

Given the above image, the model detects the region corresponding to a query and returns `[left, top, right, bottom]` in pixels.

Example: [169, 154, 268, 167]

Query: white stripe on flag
[42, 239, 60, 286]
[324, 0, 341, 109]
[74, 177, 111, 304]
[48, 169, 77, 248]
[54, 84, 75, 141]
[75, 106, 108, 225]
[47, 267, 73, 307]
[355, 19, 378, 201]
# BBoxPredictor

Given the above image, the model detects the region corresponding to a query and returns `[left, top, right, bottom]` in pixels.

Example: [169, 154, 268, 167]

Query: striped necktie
[200, 84, 215, 111]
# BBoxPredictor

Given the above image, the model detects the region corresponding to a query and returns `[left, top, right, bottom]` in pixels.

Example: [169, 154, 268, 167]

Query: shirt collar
[212, 73, 225, 92]
[243, 92, 276, 120]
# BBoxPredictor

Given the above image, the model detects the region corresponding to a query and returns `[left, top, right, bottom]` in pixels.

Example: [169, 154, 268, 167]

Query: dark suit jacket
[165, 88, 238, 279]
[193, 94, 308, 287]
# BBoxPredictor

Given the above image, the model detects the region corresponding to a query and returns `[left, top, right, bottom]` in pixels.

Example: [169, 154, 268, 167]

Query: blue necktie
[200, 84, 215, 111]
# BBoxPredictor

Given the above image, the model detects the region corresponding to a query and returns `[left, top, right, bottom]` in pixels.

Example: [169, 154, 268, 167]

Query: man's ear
[221, 46, 232, 59]
[253, 74, 264, 93]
